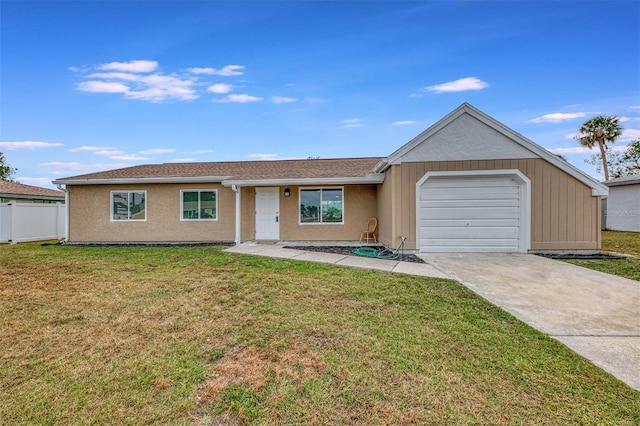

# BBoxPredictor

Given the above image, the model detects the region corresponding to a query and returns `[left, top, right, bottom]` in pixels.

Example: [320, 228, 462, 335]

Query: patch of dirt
[284, 245, 425, 263]
[201, 345, 326, 400]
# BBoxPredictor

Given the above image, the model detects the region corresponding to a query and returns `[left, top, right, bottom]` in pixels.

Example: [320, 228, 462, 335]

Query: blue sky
[1, 1, 639, 189]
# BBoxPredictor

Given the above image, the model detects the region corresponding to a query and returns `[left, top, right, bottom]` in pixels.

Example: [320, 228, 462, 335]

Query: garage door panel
[420, 218, 520, 227]
[424, 177, 518, 188]
[420, 207, 519, 220]
[418, 174, 524, 253]
[420, 240, 521, 253]
[420, 199, 520, 208]
[420, 238, 520, 247]
[423, 227, 520, 239]
[421, 187, 519, 199]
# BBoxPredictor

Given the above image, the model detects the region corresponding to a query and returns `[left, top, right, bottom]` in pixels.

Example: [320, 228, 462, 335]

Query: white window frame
[180, 189, 218, 221]
[110, 190, 147, 222]
[298, 187, 344, 225]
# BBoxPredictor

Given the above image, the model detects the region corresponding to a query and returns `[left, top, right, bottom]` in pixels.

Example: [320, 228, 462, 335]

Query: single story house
[53, 103, 608, 253]
[0, 180, 65, 203]
[604, 175, 640, 232]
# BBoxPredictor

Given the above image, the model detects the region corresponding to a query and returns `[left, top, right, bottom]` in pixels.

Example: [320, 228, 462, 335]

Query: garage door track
[423, 253, 640, 391]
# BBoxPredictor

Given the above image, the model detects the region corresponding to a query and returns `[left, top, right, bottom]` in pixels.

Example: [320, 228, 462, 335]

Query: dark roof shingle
[0, 180, 65, 200]
[55, 157, 384, 183]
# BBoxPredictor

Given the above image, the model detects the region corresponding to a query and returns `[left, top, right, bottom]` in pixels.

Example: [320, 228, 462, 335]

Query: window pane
[322, 189, 343, 223]
[112, 192, 129, 220]
[130, 192, 146, 220]
[300, 190, 320, 223]
[200, 191, 216, 219]
[183, 191, 198, 219]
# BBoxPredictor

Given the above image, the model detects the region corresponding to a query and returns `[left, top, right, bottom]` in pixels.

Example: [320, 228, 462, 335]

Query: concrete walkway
[225, 242, 451, 279]
[225, 243, 640, 391]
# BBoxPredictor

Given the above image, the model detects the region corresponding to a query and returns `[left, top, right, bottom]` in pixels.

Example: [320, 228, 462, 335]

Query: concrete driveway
[422, 253, 640, 391]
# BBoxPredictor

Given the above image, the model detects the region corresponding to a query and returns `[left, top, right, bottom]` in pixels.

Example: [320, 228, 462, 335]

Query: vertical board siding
[396, 158, 600, 250]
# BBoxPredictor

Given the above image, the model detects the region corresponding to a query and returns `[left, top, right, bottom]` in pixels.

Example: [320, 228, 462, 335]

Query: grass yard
[563, 231, 640, 280]
[1, 243, 638, 425]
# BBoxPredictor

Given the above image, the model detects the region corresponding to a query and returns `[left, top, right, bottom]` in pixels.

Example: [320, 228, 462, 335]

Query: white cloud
[216, 94, 263, 103]
[42, 161, 132, 174]
[423, 77, 489, 93]
[187, 67, 216, 74]
[214, 65, 244, 76]
[272, 96, 297, 104]
[15, 177, 57, 188]
[547, 145, 628, 155]
[248, 153, 279, 160]
[68, 145, 115, 152]
[621, 128, 640, 141]
[340, 118, 364, 128]
[93, 149, 124, 157]
[207, 83, 233, 94]
[77, 81, 130, 93]
[618, 116, 632, 123]
[167, 158, 196, 163]
[187, 65, 244, 76]
[0, 141, 64, 150]
[75, 63, 198, 102]
[527, 112, 587, 123]
[98, 60, 158, 73]
[629, 106, 640, 110]
[110, 154, 149, 161]
[392, 120, 416, 126]
[139, 148, 176, 155]
[189, 149, 215, 154]
[306, 97, 328, 104]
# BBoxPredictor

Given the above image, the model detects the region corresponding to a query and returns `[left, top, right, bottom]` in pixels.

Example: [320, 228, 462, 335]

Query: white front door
[255, 187, 280, 240]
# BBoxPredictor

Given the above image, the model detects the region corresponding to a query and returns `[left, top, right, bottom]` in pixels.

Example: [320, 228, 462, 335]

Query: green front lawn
[563, 231, 640, 281]
[1, 243, 638, 424]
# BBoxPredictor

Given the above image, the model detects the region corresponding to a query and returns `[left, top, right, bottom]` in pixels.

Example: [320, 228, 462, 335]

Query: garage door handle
[276, 215, 279, 223]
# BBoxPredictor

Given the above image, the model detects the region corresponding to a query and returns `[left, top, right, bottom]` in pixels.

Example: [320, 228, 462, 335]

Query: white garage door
[418, 174, 524, 253]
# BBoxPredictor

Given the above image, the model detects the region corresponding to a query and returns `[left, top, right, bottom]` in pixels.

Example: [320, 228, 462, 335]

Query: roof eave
[222, 175, 385, 187]
[52, 176, 231, 185]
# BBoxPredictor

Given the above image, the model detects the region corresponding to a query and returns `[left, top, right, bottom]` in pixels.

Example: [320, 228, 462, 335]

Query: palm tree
[576, 116, 623, 181]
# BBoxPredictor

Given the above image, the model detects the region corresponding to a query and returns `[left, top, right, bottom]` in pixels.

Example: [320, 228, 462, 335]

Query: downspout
[56, 183, 69, 242]
[231, 184, 241, 245]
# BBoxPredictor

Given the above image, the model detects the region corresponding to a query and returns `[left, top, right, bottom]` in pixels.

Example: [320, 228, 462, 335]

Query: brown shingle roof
[0, 180, 65, 200]
[54, 157, 384, 183]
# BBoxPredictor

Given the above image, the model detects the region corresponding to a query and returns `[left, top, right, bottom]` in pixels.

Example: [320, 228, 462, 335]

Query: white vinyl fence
[0, 202, 66, 244]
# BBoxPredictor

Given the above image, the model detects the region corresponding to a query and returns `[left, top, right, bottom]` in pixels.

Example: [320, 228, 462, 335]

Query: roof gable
[378, 103, 608, 196]
[393, 111, 538, 162]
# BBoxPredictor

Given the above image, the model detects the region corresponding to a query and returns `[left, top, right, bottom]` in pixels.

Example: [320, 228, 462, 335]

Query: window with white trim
[112, 191, 146, 221]
[299, 188, 343, 224]
[181, 190, 217, 220]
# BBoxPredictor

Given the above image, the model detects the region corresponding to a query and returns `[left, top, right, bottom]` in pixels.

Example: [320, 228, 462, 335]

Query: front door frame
[255, 187, 280, 240]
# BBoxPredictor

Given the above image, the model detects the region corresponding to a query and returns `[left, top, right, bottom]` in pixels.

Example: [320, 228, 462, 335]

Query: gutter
[222, 175, 385, 187]
[231, 184, 241, 245]
[373, 158, 389, 173]
[52, 176, 232, 185]
[56, 183, 69, 242]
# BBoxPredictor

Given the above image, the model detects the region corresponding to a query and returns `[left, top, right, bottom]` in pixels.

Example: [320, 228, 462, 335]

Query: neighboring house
[0, 180, 65, 203]
[604, 175, 640, 232]
[53, 103, 608, 253]
[1, 181, 66, 243]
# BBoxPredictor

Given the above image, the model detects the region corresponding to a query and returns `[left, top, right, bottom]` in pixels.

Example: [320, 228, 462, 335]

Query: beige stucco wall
[239, 185, 378, 241]
[378, 159, 602, 251]
[68, 183, 236, 243]
[69, 183, 378, 243]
